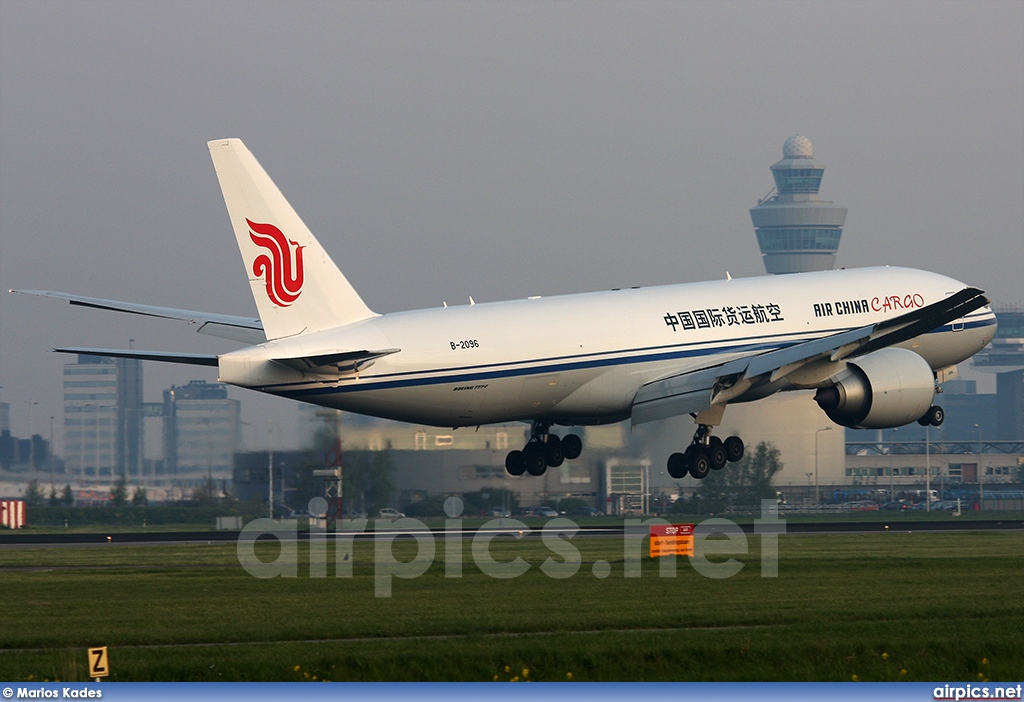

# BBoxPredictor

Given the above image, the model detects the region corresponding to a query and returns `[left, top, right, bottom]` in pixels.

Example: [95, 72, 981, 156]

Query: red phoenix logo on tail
[247, 219, 305, 307]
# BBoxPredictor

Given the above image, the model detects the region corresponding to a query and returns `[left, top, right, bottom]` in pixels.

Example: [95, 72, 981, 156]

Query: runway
[1, 518, 1021, 547]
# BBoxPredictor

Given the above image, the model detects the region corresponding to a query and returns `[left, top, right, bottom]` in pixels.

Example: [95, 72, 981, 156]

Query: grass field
[1, 528, 1022, 682]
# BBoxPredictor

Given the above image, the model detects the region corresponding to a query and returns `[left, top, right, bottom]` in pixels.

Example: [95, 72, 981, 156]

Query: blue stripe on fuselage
[262, 316, 996, 400]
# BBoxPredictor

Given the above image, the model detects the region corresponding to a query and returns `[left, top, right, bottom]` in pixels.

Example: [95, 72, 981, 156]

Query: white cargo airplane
[14, 139, 997, 479]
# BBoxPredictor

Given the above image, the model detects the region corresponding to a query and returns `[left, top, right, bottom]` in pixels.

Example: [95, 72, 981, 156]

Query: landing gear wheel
[524, 445, 548, 476]
[927, 405, 944, 427]
[667, 452, 688, 479]
[724, 435, 744, 463]
[505, 450, 526, 476]
[561, 433, 583, 460]
[688, 449, 711, 480]
[544, 441, 565, 468]
[708, 442, 728, 470]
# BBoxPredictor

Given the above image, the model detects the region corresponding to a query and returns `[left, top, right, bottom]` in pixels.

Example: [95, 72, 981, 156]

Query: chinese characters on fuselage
[663, 303, 783, 332]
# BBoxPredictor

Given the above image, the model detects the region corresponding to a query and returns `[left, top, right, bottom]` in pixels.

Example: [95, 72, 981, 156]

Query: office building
[63, 354, 143, 478]
[971, 307, 1024, 440]
[0, 391, 9, 433]
[163, 380, 240, 483]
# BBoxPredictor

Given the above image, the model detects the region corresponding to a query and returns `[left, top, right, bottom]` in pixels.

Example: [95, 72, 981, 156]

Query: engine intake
[814, 347, 935, 429]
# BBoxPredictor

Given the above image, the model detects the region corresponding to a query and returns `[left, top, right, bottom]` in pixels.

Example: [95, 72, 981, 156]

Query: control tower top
[750, 135, 847, 274]
[783, 134, 813, 158]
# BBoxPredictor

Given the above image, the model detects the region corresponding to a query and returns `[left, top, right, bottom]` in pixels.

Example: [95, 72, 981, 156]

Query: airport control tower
[750, 135, 847, 274]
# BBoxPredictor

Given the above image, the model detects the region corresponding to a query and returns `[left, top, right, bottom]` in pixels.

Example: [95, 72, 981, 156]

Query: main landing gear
[917, 405, 944, 427]
[505, 421, 583, 477]
[666, 424, 744, 480]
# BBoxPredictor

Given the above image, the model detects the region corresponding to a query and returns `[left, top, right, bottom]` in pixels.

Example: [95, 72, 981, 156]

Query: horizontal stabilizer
[273, 348, 400, 374]
[11, 289, 265, 344]
[54, 347, 219, 367]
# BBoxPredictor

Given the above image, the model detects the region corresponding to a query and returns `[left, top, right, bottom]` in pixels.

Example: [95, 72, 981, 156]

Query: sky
[1, 0, 1022, 453]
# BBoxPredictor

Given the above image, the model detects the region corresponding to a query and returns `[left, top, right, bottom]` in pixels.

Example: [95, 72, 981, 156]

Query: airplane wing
[630, 287, 989, 426]
[10, 289, 265, 345]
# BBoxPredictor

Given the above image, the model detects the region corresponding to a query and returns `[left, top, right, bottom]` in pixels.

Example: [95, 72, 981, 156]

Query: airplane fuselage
[218, 265, 996, 428]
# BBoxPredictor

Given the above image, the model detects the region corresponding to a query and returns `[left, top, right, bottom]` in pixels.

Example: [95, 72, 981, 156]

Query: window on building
[773, 168, 825, 193]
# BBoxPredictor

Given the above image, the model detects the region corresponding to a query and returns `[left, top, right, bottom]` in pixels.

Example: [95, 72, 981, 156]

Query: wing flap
[631, 357, 750, 425]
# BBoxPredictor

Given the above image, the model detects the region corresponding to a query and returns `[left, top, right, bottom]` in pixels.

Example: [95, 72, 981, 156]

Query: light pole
[49, 416, 55, 494]
[974, 423, 983, 511]
[815, 427, 832, 507]
[84, 403, 98, 482]
[267, 421, 275, 519]
[25, 400, 38, 470]
[938, 424, 946, 498]
[925, 423, 931, 512]
[889, 428, 898, 502]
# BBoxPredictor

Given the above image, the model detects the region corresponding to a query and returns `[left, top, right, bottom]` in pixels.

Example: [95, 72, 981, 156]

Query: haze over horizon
[1, 1, 1021, 453]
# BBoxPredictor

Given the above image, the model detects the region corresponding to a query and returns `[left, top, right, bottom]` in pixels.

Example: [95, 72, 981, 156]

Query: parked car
[377, 508, 405, 519]
[565, 505, 603, 518]
[533, 506, 558, 518]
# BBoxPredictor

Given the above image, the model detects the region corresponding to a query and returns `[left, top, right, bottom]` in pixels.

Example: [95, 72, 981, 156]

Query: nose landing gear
[917, 405, 944, 427]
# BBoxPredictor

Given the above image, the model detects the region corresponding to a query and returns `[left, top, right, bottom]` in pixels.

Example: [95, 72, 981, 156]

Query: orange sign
[649, 524, 694, 557]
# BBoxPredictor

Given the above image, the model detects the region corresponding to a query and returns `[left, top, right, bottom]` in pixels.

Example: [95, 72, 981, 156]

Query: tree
[191, 476, 218, 505]
[744, 441, 784, 504]
[24, 479, 44, 508]
[49, 486, 60, 507]
[402, 494, 447, 518]
[342, 444, 397, 515]
[691, 441, 783, 513]
[553, 496, 590, 517]
[306, 417, 397, 516]
[110, 475, 129, 507]
[461, 488, 519, 516]
[132, 486, 148, 507]
[60, 484, 75, 506]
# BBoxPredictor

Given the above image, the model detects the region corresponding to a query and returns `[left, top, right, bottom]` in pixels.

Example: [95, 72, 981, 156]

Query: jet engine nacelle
[813, 347, 935, 429]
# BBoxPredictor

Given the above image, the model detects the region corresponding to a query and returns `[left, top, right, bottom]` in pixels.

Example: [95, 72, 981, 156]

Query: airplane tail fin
[208, 138, 376, 341]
